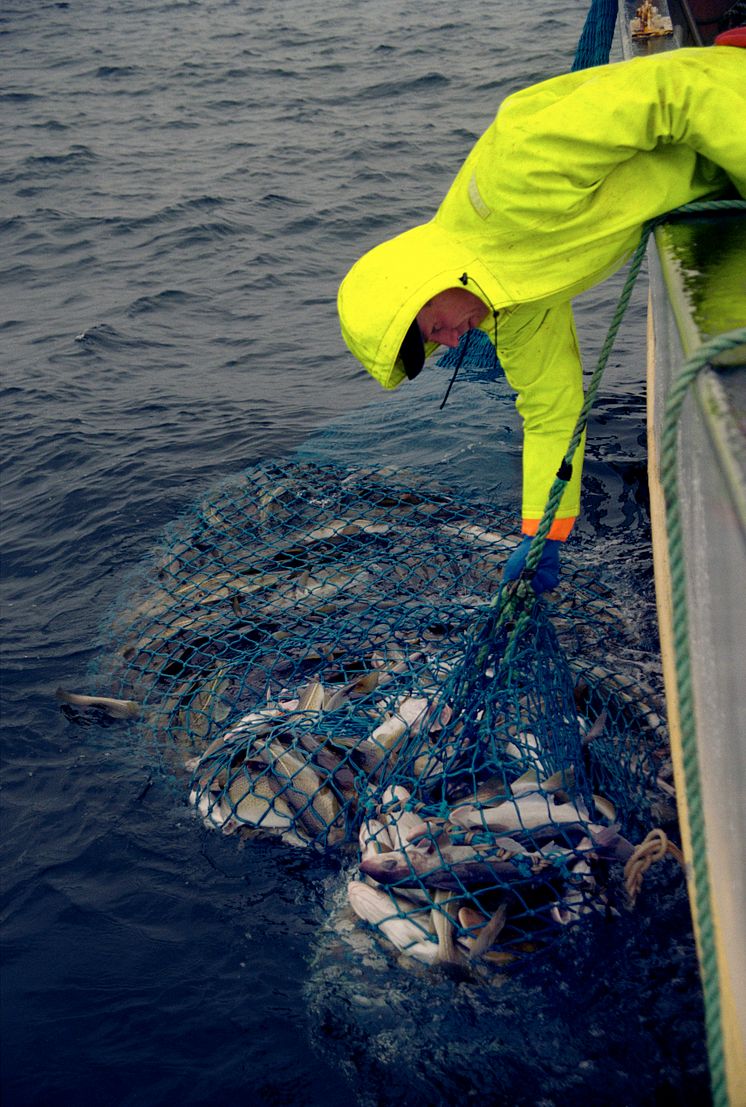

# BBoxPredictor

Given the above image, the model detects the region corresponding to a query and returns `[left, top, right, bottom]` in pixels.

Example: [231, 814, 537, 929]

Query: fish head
[359, 851, 409, 883]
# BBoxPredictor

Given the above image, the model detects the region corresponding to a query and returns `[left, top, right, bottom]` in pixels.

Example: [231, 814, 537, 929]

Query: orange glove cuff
[521, 516, 576, 541]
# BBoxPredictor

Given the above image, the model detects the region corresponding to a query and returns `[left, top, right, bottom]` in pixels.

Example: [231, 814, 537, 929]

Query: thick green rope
[659, 325, 746, 1107]
[498, 198, 746, 665]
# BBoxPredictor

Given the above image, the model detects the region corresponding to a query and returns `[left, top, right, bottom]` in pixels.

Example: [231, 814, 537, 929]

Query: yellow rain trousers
[337, 46, 746, 539]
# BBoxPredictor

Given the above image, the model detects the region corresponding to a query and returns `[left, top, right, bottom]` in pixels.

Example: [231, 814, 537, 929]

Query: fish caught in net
[97, 459, 673, 965]
[349, 588, 661, 967]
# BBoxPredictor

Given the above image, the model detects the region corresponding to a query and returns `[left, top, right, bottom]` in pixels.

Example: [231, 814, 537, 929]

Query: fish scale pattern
[103, 460, 669, 966]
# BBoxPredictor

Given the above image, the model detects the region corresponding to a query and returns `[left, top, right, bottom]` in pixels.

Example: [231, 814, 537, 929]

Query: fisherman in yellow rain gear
[337, 43, 746, 592]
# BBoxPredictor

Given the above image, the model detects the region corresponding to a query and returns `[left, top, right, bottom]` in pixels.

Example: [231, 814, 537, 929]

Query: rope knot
[624, 828, 685, 904]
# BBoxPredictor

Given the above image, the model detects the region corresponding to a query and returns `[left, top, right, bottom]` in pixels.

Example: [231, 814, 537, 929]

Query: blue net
[96, 459, 671, 968]
[436, 329, 502, 382]
[571, 0, 618, 70]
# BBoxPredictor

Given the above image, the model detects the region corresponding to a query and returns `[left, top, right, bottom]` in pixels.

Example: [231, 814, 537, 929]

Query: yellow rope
[624, 828, 686, 904]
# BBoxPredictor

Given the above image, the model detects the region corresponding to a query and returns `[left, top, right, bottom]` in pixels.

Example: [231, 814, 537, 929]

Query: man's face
[416, 288, 488, 348]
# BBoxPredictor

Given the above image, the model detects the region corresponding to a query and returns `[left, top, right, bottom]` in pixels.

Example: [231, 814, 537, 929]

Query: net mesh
[99, 459, 670, 966]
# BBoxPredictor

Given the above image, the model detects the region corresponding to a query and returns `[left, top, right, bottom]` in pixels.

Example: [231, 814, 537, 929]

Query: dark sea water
[1, 3, 711, 1105]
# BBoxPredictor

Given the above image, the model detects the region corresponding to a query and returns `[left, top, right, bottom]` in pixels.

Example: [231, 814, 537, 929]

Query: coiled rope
[624, 828, 686, 902]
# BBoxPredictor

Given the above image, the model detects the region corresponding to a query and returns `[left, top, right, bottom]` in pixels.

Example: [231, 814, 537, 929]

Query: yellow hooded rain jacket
[337, 46, 746, 539]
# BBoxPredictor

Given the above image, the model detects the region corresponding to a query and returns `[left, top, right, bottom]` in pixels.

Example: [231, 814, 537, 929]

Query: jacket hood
[337, 221, 507, 390]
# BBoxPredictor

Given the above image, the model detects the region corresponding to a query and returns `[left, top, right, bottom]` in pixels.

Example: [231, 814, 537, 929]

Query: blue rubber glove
[502, 535, 561, 594]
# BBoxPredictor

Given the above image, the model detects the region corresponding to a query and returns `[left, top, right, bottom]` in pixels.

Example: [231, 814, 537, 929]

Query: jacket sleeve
[497, 300, 585, 540]
[495, 48, 746, 219]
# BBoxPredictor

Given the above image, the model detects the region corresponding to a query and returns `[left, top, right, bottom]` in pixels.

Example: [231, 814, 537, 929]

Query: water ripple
[0, 3, 694, 1105]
